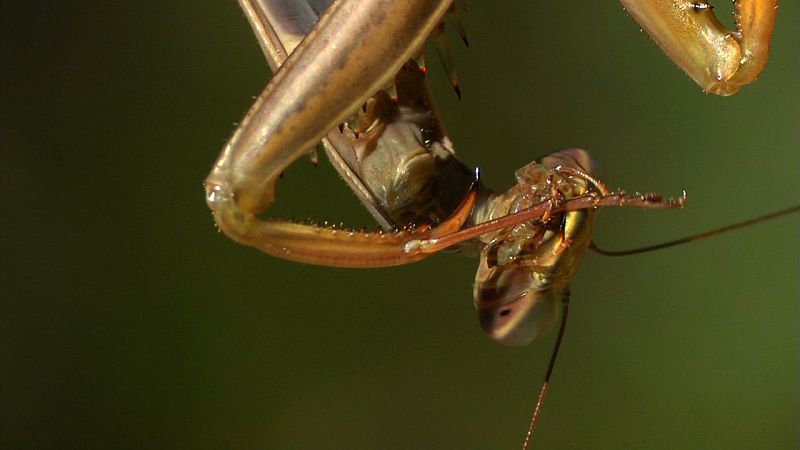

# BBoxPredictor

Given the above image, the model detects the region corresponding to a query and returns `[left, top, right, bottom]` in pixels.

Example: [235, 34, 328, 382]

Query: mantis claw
[207, 171, 478, 268]
[620, 0, 776, 95]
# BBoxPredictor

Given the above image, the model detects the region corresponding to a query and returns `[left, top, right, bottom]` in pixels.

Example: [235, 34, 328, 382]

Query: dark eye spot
[421, 127, 437, 149]
[499, 309, 511, 317]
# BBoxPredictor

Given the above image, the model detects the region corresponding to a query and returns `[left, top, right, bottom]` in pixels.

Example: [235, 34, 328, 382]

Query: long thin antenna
[591, 205, 799, 257]
[521, 288, 571, 450]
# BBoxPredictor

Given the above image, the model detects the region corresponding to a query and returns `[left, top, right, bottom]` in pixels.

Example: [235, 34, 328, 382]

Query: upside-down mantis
[205, 2, 792, 448]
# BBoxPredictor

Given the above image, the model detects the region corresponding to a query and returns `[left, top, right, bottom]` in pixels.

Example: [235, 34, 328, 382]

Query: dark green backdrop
[2, 2, 797, 449]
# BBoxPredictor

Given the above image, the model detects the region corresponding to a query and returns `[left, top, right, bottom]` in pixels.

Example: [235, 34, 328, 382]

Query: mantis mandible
[205, 1, 789, 447]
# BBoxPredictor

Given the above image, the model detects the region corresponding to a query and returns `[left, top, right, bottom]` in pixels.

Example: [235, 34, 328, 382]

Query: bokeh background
[2, 2, 797, 449]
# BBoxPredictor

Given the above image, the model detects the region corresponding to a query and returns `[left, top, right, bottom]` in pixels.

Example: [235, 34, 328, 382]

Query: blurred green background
[2, 2, 797, 449]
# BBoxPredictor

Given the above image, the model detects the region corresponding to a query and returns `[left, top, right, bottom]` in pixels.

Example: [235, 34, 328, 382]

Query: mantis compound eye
[540, 147, 606, 181]
[473, 260, 559, 347]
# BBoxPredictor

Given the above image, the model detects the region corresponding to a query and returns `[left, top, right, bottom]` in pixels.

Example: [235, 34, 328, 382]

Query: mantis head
[473, 149, 603, 346]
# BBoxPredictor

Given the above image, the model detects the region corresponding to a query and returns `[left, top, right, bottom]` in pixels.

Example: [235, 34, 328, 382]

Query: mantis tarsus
[206, 1, 796, 447]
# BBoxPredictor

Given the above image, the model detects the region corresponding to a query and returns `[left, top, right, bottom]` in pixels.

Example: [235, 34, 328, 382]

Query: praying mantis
[205, 1, 792, 448]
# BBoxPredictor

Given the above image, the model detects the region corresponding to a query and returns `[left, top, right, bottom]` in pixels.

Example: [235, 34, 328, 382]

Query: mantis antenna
[521, 288, 570, 450]
[591, 205, 799, 256]
[521, 203, 798, 450]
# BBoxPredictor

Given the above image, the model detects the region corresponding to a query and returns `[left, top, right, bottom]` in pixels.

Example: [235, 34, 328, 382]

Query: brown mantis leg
[619, 0, 776, 95]
[206, 181, 477, 268]
[408, 191, 688, 255]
